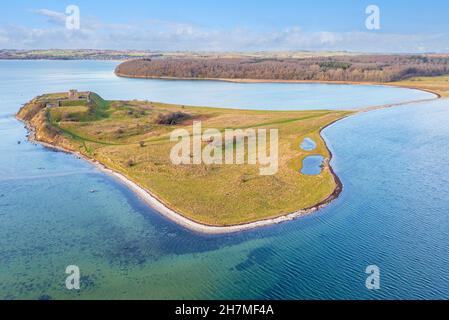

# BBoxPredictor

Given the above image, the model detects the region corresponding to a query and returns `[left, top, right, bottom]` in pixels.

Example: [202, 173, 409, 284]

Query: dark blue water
[0, 60, 448, 299]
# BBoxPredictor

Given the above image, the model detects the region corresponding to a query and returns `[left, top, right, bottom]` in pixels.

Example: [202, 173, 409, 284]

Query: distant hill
[0, 49, 158, 61]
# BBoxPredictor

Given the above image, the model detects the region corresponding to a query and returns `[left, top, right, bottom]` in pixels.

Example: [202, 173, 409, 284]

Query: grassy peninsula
[391, 75, 449, 97]
[17, 92, 353, 229]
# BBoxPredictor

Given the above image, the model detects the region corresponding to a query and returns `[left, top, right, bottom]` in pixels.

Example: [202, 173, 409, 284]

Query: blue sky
[1, 0, 449, 52]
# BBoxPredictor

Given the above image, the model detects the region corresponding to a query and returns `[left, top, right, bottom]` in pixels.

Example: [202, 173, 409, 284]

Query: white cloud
[0, 8, 447, 53]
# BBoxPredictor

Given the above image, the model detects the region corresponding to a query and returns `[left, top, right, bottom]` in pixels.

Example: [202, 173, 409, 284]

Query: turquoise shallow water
[0, 60, 448, 299]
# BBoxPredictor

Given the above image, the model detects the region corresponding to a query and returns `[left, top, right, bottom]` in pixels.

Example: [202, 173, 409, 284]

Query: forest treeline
[115, 55, 449, 82]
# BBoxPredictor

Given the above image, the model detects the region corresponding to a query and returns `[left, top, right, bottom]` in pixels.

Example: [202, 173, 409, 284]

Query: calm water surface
[300, 137, 317, 151]
[0, 60, 448, 299]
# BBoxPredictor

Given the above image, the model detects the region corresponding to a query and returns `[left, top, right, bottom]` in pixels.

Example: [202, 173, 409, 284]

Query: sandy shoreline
[16, 82, 441, 234]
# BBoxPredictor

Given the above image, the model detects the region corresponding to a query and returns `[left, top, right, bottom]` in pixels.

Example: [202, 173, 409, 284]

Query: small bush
[126, 159, 136, 167]
[156, 112, 191, 125]
[241, 173, 254, 183]
[61, 113, 77, 121]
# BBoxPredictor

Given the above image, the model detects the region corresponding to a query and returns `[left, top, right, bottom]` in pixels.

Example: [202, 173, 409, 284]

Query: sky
[1, 0, 449, 53]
